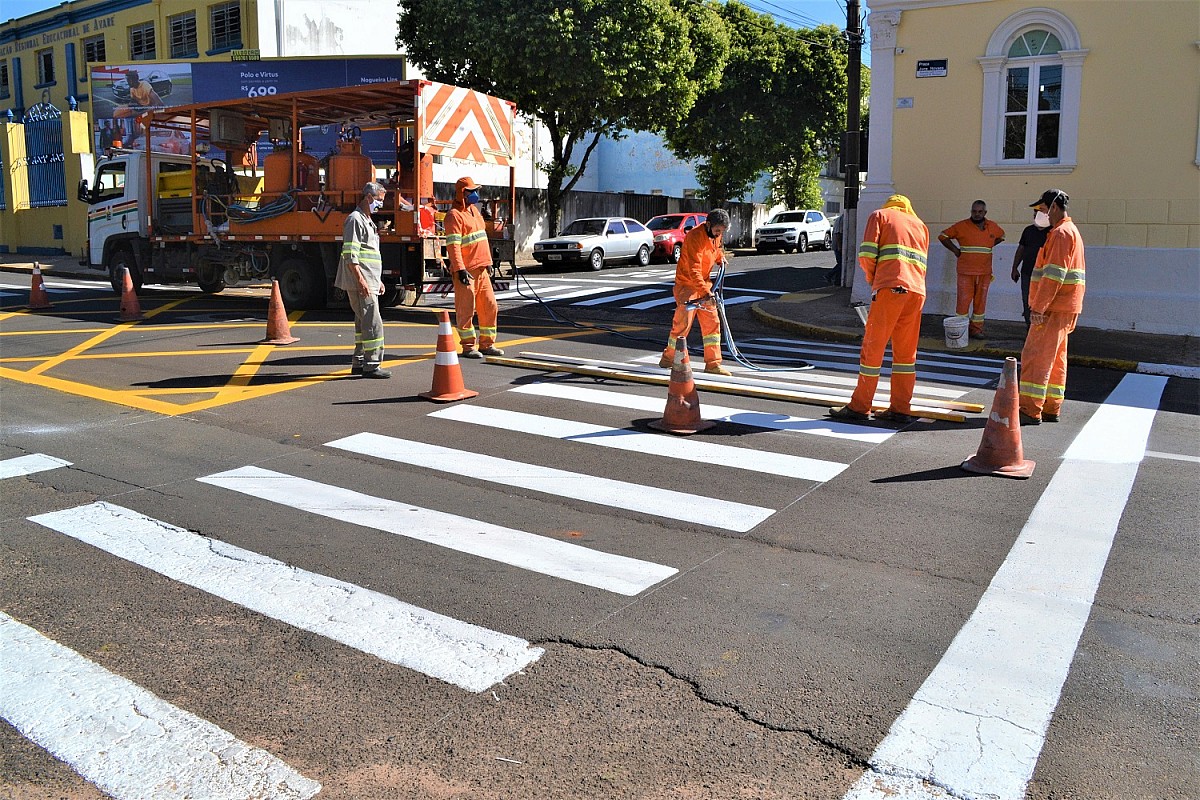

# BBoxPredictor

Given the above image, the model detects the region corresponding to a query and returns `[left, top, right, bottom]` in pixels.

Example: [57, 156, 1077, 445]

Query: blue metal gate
[22, 98, 67, 208]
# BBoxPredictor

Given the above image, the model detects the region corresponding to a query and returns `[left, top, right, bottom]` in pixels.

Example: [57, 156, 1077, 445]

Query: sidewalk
[4, 252, 1197, 375]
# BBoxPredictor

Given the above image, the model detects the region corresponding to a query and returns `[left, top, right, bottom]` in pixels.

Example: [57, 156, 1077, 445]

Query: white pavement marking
[200, 466, 677, 595]
[622, 295, 677, 310]
[28, 502, 543, 692]
[326, 432, 773, 532]
[1144, 450, 1200, 464]
[0, 612, 321, 800]
[0, 453, 72, 479]
[843, 373, 1168, 800]
[511, 382, 893, 444]
[572, 287, 662, 306]
[430, 405, 848, 483]
[718, 295, 766, 306]
[539, 285, 624, 300]
[1137, 362, 1200, 380]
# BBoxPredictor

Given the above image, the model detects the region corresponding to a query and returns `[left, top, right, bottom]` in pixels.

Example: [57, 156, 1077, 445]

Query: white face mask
[1033, 211, 1050, 229]
[370, 198, 384, 213]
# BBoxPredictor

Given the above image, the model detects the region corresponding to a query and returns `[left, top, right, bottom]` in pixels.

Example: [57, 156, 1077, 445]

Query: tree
[663, 2, 846, 204]
[397, 0, 728, 234]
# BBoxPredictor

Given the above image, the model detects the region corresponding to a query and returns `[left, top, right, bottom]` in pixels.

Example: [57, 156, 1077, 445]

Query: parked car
[532, 217, 655, 270]
[754, 209, 832, 254]
[644, 212, 707, 263]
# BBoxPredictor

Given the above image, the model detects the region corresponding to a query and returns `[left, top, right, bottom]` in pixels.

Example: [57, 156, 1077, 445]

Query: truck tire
[107, 248, 143, 296]
[277, 257, 326, 310]
[197, 263, 226, 294]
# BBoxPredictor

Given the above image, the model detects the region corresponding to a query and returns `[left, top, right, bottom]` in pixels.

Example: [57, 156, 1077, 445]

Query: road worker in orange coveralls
[1018, 189, 1085, 425]
[445, 177, 502, 358]
[659, 208, 732, 376]
[829, 194, 929, 424]
[938, 200, 1005, 338]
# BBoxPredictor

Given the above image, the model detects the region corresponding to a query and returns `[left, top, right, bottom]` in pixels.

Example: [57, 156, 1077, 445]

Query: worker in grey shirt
[335, 182, 390, 378]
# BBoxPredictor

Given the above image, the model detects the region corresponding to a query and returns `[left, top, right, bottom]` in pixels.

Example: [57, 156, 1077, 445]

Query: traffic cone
[649, 338, 715, 435]
[259, 278, 299, 344]
[27, 263, 52, 310]
[961, 357, 1035, 478]
[419, 310, 478, 402]
[117, 266, 144, 322]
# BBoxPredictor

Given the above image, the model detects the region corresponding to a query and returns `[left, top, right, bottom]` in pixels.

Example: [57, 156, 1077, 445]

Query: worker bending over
[659, 208, 732, 376]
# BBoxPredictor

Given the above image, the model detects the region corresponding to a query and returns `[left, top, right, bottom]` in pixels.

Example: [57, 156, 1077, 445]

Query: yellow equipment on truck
[77, 80, 518, 309]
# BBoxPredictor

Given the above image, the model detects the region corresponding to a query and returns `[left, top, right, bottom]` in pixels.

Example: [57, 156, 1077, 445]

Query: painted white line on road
[327, 432, 772, 532]
[201, 466, 677, 595]
[511, 382, 893, 444]
[541, 285, 625, 300]
[756, 336, 1005, 366]
[28, 502, 543, 692]
[1144, 450, 1200, 464]
[718, 295, 766, 306]
[0, 453, 72, 479]
[622, 295, 676, 310]
[843, 372, 1168, 800]
[572, 288, 661, 306]
[0, 612, 321, 800]
[1136, 362, 1200, 380]
[430, 404, 848, 483]
[744, 339, 1002, 375]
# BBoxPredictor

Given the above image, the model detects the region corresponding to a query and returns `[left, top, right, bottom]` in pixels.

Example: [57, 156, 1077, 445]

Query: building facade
[857, 0, 1200, 335]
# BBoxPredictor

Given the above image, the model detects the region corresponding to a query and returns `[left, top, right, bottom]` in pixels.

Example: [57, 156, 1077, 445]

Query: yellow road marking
[25, 298, 189, 377]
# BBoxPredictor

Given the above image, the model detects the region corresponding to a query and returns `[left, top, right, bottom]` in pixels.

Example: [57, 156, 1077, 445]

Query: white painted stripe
[200, 466, 677, 595]
[0, 612, 320, 800]
[572, 288, 661, 306]
[718, 295, 766, 306]
[843, 373, 1167, 800]
[511, 382, 893, 444]
[0, 453, 72, 479]
[541, 285, 621, 300]
[623, 295, 677, 310]
[429, 405, 848, 482]
[1137, 362, 1200, 380]
[1144, 450, 1200, 464]
[28, 502, 542, 692]
[727, 351, 996, 386]
[326, 432, 772, 532]
[755, 337, 1004, 367]
[524, 283, 581, 296]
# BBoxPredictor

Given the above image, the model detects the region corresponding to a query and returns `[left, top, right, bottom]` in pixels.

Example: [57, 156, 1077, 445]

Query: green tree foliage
[397, 0, 728, 234]
[664, 2, 847, 204]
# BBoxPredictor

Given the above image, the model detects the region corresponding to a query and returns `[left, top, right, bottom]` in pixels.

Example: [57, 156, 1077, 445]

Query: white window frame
[978, 8, 1087, 175]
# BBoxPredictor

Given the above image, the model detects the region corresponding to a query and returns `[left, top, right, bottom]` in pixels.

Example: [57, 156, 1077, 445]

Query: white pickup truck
[754, 209, 832, 254]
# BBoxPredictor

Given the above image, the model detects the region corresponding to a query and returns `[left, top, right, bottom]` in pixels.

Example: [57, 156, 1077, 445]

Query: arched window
[978, 8, 1087, 174]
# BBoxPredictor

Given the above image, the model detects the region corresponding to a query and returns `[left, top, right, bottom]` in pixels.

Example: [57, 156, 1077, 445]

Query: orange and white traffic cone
[961, 356, 1035, 478]
[649, 338, 715, 435]
[27, 263, 52, 310]
[259, 278, 299, 344]
[117, 266, 144, 322]
[419, 310, 478, 402]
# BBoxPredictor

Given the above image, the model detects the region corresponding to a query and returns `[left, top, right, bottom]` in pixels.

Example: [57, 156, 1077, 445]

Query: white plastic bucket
[943, 314, 969, 348]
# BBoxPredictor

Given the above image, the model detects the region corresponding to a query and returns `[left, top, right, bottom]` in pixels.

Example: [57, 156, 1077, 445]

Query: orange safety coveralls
[445, 185, 497, 352]
[849, 195, 930, 415]
[661, 222, 726, 367]
[939, 218, 1005, 336]
[1019, 215, 1085, 419]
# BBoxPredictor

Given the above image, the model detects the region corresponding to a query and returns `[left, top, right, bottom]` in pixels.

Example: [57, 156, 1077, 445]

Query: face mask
[465, 190, 480, 206]
[1033, 211, 1050, 229]
[370, 198, 384, 212]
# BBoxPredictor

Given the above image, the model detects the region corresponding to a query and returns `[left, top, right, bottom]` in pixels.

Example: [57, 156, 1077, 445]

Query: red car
[645, 212, 707, 263]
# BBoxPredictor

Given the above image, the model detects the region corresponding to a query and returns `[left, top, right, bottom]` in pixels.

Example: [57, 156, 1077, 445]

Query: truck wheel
[197, 263, 226, 294]
[107, 248, 143, 296]
[671, 243, 683, 263]
[588, 248, 605, 271]
[277, 257, 326, 310]
[797, 234, 808, 253]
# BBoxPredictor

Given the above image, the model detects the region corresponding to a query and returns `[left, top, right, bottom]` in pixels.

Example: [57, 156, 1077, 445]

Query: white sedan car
[532, 217, 654, 270]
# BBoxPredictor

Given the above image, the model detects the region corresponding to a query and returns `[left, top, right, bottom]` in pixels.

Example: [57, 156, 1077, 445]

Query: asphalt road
[1, 251, 1196, 800]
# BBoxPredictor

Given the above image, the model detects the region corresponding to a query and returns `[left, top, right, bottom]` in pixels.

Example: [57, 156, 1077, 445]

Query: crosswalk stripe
[0, 612, 321, 800]
[511, 382, 894, 444]
[843, 373, 1169, 800]
[28, 502, 543, 692]
[718, 348, 996, 387]
[622, 295, 676, 310]
[540, 285, 623, 300]
[718, 295, 766, 306]
[572, 288, 661, 306]
[0, 453, 72, 479]
[753, 336, 1004, 369]
[200, 466, 678, 595]
[429, 405, 848, 482]
[327, 432, 773, 532]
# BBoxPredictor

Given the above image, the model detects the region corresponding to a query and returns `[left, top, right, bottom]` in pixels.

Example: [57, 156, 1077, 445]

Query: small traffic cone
[961, 357, 1035, 478]
[117, 266, 144, 322]
[27, 263, 52, 310]
[649, 338, 715, 435]
[259, 278, 299, 344]
[419, 310, 478, 402]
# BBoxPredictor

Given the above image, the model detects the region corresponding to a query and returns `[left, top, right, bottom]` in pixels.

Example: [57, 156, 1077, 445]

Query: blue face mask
[465, 190, 480, 206]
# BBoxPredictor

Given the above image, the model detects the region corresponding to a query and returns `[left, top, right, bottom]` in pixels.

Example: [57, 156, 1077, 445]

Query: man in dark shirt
[1010, 201, 1051, 328]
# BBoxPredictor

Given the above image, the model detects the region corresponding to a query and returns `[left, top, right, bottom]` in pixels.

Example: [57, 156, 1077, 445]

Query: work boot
[480, 345, 505, 356]
[461, 348, 483, 359]
[829, 405, 871, 422]
[1018, 411, 1041, 426]
[362, 367, 392, 379]
[658, 355, 674, 369]
[1042, 411, 1059, 422]
[350, 361, 364, 375]
[704, 363, 732, 376]
[875, 408, 918, 424]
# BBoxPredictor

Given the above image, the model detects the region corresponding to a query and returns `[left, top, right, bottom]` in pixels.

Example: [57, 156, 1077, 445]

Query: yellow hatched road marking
[25, 298, 189, 377]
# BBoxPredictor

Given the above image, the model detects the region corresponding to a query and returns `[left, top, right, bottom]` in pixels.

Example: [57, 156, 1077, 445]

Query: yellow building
[858, 0, 1200, 335]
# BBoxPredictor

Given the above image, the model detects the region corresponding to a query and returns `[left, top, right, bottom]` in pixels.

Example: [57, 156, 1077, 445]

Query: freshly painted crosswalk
[0, 453, 72, 479]
[326, 432, 775, 531]
[0, 612, 321, 800]
[28, 501, 543, 692]
[429, 404, 848, 482]
[199, 465, 679, 594]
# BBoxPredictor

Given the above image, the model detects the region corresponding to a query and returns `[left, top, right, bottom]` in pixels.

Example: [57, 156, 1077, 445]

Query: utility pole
[841, 0, 863, 289]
